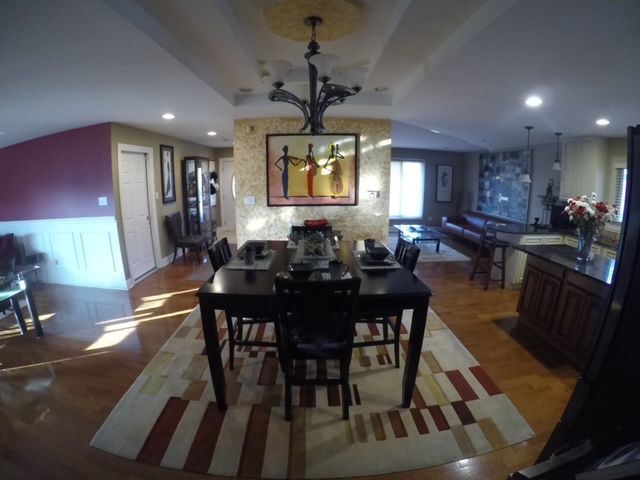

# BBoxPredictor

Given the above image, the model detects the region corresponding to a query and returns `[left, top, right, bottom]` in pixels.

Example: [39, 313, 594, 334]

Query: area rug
[386, 234, 470, 263]
[91, 307, 533, 478]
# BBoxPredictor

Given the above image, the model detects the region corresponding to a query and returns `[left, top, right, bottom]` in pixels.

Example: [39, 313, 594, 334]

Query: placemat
[353, 251, 402, 271]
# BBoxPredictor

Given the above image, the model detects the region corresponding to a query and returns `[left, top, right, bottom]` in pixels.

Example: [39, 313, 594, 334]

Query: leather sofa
[441, 211, 517, 244]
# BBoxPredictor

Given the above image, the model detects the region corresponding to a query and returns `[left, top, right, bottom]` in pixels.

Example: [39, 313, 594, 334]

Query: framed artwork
[160, 144, 176, 203]
[436, 164, 453, 202]
[477, 150, 530, 222]
[266, 133, 359, 206]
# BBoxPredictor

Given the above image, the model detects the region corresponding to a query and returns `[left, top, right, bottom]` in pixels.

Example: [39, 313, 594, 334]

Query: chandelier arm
[313, 83, 357, 132]
[268, 88, 311, 132]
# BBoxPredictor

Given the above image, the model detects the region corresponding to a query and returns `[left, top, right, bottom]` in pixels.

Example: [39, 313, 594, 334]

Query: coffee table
[0, 266, 43, 337]
[394, 224, 446, 253]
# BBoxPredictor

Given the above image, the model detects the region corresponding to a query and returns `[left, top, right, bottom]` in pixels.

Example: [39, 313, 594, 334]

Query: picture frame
[160, 144, 176, 203]
[435, 164, 453, 202]
[266, 133, 359, 206]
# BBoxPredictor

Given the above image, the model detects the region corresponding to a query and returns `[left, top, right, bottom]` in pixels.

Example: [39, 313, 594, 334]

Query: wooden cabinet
[560, 137, 607, 199]
[182, 156, 216, 239]
[517, 255, 609, 369]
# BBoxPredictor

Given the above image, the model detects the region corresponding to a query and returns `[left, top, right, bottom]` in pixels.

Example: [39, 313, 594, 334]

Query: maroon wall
[0, 124, 114, 220]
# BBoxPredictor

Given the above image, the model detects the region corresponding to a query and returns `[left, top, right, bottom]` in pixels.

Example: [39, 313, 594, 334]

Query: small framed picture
[436, 164, 453, 202]
[160, 144, 176, 203]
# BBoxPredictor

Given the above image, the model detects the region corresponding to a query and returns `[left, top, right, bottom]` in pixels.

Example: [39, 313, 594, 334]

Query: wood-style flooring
[0, 238, 578, 480]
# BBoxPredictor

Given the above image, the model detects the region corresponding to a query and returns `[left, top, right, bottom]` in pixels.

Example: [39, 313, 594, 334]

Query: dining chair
[274, 275, 361, 421]
[394, 237, 411, 264]
[216, 237, 233, 263]
[212, 241, 276, 370]
[355, 241, 420, 368]
[207, 242, 226, 272]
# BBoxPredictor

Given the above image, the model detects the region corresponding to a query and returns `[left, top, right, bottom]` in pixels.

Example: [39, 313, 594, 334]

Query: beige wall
[110, 123, 217, 277]
[234, 117, 391, 246]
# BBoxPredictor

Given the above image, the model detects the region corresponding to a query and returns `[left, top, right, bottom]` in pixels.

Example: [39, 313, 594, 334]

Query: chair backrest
[208, 243, 227, 272]
[274, 276, 361, 357]
[400, 243, 420, 272]
[216, 237, 232, 263]
[165, 213, 184, 243]
[394, 237, 411, 263]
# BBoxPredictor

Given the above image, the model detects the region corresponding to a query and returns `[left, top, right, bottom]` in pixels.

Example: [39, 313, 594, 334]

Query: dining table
[197, 240, 432, 410]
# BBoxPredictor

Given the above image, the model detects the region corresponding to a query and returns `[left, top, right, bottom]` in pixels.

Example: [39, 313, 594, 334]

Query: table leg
[199, 296, 227, 409]
[435, 239, 441, 253]
[402, 298, 430, 407]
[9, 296, 27, 335]
[23, 286, 43, 337]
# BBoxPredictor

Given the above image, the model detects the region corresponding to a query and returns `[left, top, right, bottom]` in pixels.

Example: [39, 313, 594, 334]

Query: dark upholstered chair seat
[165, 212, 210, 263]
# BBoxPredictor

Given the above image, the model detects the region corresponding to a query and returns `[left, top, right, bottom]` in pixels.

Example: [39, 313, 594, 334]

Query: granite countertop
[513, 244, 616, 285]
[487, 222, 619, 248]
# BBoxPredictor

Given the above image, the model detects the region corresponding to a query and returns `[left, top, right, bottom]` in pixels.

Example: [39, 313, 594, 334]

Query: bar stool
[469, 235, 509, 290]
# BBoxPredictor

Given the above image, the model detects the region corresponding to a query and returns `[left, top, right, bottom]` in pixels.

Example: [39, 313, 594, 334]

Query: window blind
[615, 167, 627, 221]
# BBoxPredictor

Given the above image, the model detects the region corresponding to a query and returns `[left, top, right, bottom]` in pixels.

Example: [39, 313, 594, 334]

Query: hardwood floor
[0, 242, 578, 480]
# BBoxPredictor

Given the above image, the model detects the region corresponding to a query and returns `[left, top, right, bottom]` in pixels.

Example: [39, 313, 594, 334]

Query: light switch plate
[98, 196, 108, 206]
[244, 196, 256, 205]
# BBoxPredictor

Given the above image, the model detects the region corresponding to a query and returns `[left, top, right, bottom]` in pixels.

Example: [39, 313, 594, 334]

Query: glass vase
[577, 227, 596, 261]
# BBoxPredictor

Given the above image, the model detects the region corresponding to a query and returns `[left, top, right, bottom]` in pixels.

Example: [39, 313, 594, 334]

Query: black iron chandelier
[266, 16, 365, 135]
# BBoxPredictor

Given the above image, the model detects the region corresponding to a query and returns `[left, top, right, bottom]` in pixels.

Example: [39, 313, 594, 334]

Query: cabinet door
[572, 295, 606, 367]
[518, 265, 561, 333]
[550, 283, 586, 363]
[531, 272, 563, 331]
[561, 141, 582, 198]
[517, 264, 543, 319]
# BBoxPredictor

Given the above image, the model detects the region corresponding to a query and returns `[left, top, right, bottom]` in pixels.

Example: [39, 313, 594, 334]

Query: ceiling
[1, 0, 639, 152]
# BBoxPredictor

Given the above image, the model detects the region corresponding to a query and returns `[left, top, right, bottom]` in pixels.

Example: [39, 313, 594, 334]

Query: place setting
[354, 239, 402, 271]
[225, 241, 277, 270]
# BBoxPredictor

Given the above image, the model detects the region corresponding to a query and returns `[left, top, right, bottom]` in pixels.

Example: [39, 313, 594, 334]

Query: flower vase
[577, 227, 596, 261]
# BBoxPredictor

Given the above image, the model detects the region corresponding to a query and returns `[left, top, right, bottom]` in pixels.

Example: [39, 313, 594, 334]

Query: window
[615, 167, 627, 221]
[389, 160, 425, 218]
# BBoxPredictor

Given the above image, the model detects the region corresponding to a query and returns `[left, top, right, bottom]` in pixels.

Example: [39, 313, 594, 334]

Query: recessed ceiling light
[161, 112, 175, 120]
[430, 129, 440, 134]
[596, 118, 610, 126]
[207, 131, 217, 136]
[525, 95, 542, 107]
[239, 87, 253, 93]
[374, 86, 388, 92]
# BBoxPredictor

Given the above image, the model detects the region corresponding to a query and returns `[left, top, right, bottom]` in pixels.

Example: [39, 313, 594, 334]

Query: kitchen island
[487, 222, 619, 288]
[514, 244, 615, 369]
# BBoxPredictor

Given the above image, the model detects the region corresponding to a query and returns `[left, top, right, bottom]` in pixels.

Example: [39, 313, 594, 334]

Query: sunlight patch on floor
[85, 308, 195, 350]
[140, 288, 198, 302]
[1, 350, 111, 372]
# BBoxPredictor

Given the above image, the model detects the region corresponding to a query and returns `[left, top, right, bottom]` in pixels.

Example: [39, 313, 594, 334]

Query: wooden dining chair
[274, 276, 361, 421]
[207, 242, 226, 272]
[211, 240, 276, 369]
[355, 241, 420, 368]
[394, 237, 411, 264]
[216, 237, 233, 263]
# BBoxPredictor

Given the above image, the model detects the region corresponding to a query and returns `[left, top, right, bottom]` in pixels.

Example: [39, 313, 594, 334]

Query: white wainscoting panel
[0, 217, 128, 290]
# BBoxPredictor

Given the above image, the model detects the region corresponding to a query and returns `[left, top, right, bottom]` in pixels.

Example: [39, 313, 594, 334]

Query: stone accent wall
[234, 117, 391, 245]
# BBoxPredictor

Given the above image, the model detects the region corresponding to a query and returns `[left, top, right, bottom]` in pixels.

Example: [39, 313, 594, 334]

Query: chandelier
[265, 16, 366, 135]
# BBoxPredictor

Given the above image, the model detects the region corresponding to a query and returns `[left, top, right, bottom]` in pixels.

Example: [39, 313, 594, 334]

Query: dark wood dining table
[197, 240, 432, 410]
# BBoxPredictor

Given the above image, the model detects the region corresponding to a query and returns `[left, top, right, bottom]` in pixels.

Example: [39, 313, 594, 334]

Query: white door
[220, 158, 236, 232]
[119, 150, 156, 279]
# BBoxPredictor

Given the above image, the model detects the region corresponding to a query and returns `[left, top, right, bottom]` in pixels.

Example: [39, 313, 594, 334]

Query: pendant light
[552, 132, 562, 171]
[521, 126, 533, 183]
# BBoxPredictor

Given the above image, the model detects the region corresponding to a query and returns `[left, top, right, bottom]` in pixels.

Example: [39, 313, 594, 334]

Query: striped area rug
[91, 307, 533, 478]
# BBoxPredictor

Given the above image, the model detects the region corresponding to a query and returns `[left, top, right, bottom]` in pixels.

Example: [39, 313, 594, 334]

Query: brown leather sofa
[441, 211, 517, 244]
